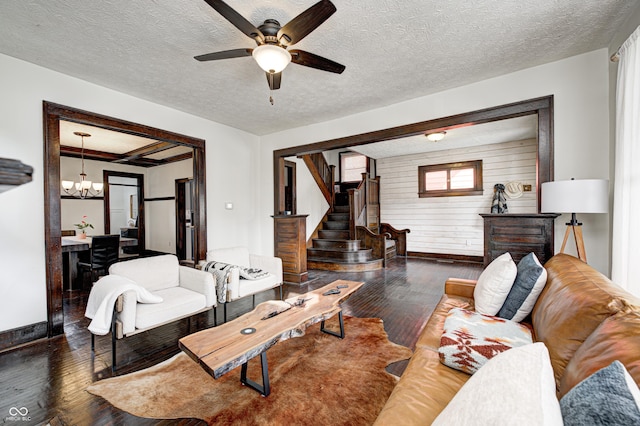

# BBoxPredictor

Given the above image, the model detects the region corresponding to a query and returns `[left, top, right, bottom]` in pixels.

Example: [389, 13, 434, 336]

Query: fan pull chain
[269, 89, 274, 106]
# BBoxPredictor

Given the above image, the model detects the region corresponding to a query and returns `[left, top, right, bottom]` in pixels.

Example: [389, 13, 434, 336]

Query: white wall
[260, 49, 611, 275]
[0, 52, 261, 333]
[378, 139, 537, 256]
[286, 156, 331, 240]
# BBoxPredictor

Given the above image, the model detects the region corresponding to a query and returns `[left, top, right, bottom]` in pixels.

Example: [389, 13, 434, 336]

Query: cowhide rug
[87, 316, 411, 425]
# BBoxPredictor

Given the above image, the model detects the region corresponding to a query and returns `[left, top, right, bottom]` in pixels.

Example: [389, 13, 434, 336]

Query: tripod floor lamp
[541, 179, 608, 263]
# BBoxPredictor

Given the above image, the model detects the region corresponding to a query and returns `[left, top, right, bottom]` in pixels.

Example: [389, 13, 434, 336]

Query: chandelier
[61, 132, 104, 199]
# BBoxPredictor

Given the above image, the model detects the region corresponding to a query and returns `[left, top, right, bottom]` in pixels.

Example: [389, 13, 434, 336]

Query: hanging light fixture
[61, 132, 103, 199]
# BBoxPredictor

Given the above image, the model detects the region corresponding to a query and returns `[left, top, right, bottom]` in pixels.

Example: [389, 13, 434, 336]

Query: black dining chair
[78, 235, 121, 288]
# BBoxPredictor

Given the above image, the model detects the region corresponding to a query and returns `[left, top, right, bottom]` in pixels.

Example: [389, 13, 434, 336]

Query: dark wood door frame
[273, 96, 554, 214]
[175, 177, 193, 261]
[43, 101, 207, 337]
[283, 160, 296, 214]
[103, 170, 145, 253]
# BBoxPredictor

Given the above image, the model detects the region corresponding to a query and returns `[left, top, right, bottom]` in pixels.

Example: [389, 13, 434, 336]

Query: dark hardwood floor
[0, 257, 481, 425]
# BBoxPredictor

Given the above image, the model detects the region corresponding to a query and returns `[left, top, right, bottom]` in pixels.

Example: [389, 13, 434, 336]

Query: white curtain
[612, 26, 640, 296]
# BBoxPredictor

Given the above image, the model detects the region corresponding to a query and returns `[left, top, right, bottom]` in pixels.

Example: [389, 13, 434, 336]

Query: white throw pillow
[432, 342, 563, 426]
[473, 252, 517, 315]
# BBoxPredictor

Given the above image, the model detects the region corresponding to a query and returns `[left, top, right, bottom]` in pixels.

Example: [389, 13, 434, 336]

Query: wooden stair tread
[307, 189, 386, 272]
[307, 247, 371, 253]
[307, 256, 380, 264]
[308, 258, 384, 272]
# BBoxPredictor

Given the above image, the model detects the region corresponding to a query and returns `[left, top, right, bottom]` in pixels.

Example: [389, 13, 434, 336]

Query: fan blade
[290, 50, 345, 74]
[277, 0, 336, 46]
[203, 0, 264, 44]
[194, 48, 253, 62]
[266, 72, 282, 90]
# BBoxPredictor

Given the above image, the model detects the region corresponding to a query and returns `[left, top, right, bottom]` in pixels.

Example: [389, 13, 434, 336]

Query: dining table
[62, 235, 137, 290]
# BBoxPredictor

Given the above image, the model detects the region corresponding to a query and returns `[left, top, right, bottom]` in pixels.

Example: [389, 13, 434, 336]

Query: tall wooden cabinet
[273, 214, 308, 283]
[480, 213, 560, 267]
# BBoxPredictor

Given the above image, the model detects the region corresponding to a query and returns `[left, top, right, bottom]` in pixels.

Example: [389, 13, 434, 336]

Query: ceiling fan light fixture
[252, 44, 292, 74]
[426, 131, 447, 142]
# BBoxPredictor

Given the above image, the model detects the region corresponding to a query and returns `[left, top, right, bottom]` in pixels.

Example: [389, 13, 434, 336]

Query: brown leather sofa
[374, 253, 640, 425]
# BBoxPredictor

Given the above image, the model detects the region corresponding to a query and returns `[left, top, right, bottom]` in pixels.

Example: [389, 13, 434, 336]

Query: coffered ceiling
[60, 121, 193, 167]
[0, 1, 635, 137]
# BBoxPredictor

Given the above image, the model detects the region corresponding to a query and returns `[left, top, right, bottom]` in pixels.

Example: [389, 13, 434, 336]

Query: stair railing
[366, 176, 380, 229]
[301, 153, 335, 207]
[347, 173, 368, 239]
[348, 173, 382, 239]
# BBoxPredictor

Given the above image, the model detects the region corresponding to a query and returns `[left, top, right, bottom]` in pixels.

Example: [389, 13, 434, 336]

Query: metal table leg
[240, 351, 270, 396]
[321, 310, 345, 339]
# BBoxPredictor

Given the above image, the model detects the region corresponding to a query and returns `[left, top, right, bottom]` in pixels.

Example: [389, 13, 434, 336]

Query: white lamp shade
[541, 179, 609, 214]
[61, 180, 74, 190]
[93, 182, 104, 192]
[252, 44, 292, 74]
[79, 179, 92, 190]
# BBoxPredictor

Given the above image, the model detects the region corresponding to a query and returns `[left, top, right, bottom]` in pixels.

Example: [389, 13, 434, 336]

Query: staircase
[307, 200, 384, 272]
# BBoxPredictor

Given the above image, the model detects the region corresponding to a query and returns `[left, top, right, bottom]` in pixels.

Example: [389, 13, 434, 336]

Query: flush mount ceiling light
[426, 131, 447, 142]
[61, 131, 104, 199]
[252, 44, 292, 74]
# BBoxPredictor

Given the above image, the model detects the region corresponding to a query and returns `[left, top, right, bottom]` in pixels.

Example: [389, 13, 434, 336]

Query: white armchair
[88, 254, 216, 372]
[200, 246, 283, 322]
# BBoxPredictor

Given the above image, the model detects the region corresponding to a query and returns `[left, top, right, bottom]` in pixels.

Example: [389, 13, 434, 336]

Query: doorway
[104, 171, 144, 256]
[176, 178, 195, 263]
[283, 160, 296, 214]
[43, 101, 208, 337]
[273, 96, 554, 214]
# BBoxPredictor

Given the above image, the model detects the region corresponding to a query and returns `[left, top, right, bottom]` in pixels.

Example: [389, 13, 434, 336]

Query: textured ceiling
[0, 0, 635, 136]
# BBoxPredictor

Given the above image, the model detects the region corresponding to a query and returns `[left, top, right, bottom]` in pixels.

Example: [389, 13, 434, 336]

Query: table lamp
[541, 178, 608, 263]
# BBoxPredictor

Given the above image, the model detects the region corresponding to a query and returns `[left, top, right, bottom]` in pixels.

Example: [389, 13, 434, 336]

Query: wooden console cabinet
[480, 213, 560, 267]
[272, 214, 308, 284]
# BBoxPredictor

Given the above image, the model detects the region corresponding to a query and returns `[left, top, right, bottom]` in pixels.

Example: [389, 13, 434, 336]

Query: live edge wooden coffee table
[179, 280, 363, 397]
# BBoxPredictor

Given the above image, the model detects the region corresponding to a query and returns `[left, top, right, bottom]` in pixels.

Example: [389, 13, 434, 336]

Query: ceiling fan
[195, 0, 345, 95]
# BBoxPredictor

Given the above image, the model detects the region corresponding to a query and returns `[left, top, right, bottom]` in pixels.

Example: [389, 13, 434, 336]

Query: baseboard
[0, 321, 48, 353]
[407, 251, 484, 265]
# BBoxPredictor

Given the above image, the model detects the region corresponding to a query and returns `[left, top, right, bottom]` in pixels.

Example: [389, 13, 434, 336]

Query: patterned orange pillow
[439, 308, 533, 374]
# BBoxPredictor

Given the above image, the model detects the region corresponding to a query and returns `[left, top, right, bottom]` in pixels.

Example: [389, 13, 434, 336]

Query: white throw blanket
[85, 274, 163, 335]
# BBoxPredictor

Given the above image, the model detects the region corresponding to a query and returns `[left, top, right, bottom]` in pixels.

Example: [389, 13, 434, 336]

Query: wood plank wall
[377, 139, 537, 256]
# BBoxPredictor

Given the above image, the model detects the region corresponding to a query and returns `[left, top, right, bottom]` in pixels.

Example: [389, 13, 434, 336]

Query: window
[418, 160, 483, 197]
[340, 152, 368, 183]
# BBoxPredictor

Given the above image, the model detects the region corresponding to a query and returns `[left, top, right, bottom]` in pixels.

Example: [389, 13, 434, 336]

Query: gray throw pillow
[497, 252, 546, 321]
[560, 361, 640, 426]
